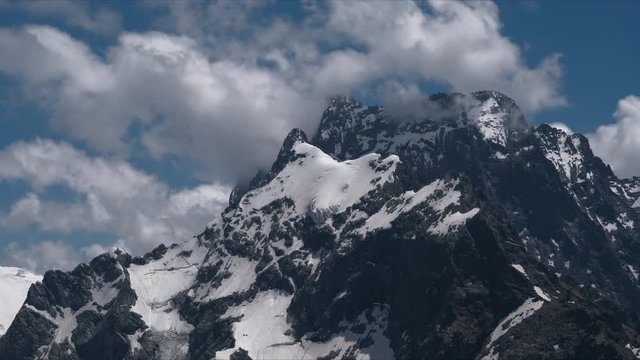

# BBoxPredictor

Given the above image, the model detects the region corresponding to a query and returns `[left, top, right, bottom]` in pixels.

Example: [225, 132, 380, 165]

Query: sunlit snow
[216, 291, 393, 360]
[0, 267, 40, 335]
[128, 241, 204, 334]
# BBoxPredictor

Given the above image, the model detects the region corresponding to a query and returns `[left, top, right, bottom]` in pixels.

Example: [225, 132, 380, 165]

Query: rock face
[3, 91, 640, 360]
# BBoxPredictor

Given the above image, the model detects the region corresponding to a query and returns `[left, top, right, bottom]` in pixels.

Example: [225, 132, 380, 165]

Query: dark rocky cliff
[3, 91, 640, 360]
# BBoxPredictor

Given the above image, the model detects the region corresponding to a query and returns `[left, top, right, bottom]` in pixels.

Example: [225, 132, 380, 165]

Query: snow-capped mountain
[3, 91, 640, 360]
[0, 267, 41, 337]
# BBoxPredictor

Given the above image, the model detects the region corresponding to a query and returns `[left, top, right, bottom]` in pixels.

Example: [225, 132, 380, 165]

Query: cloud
[0, 26, 325, 180]
[4, 240, 81, 273]
[0, 0, 122, 35]
[0, 0, 572, 272]
[326, 0, 565, 114]
[0, 0, 565, 182]
[587, 96, 640, 178]
[548, 122, 574, 135]
[144, 1, 265, 43]
[0, 139, 230, 254]
[80, 244, 113, 259]
[377, 80, 485, 122]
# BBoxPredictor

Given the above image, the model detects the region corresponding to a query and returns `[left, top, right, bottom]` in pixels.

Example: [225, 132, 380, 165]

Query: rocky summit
[2, 91, 640, 360]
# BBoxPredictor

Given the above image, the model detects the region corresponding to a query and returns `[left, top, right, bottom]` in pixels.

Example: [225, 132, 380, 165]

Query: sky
[0, 0, 638, 272]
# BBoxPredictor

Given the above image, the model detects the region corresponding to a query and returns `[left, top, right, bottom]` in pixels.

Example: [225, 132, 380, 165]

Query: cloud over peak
[0, 0, 576, 269]
[0, 0, 565, 182]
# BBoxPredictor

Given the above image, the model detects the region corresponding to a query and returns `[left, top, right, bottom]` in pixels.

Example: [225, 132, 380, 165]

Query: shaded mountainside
[3, 91, 640, 360]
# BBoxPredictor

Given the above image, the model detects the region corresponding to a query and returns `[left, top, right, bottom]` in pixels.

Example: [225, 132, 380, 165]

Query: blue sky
[0, 0, 638, 272]
[498, 0, 640, 134]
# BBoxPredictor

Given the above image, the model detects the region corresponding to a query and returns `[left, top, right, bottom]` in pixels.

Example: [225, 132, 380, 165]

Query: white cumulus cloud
[0, 139, 230, 255]
[588, 95, 640, 178]
[4, 240, 81, 273]
[0, 0, 570, 270]
[0, 0, 565, 181]
[326, 0, 565, 113]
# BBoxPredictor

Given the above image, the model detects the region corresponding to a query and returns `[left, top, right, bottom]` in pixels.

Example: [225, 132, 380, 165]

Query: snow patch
[627, 265, 639, 281]
[494, 151, 508, 160]
[360, 179, 459, 234]
[473, 97, 509, 146]
[128, 241, 205, 334]
[359, 178, 479, 237]
[511, 264, 528, 279]
[603, 222, 618, 232]
[23, 304, 78, 356]
[534, 286, 552, 302]
[619, 212, 635, 229]
[53, 308, 77, 344]
[216, 292, 394, 360]
[539, 130, 585, 183]
[485, 298, 544, 350]
[428, 208, 480, 235]
[243, 142, 399, 218]
[626, 344, 640, 359]
[194, 255, 257, 302]
[481, 346, 499, 360]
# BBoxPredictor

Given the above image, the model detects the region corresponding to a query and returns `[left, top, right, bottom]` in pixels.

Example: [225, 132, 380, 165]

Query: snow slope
[359, 178, 479, 236]
[538, 128, 587, 183]
[0, 267, 41, 336]
[128, 241, 206, 334]
[472, 97, 510, 146]
[216, 291, 393, 360]
[482, 298, 545, 359]
[242, 142, 399, 219]
[6, 91, 640, 359]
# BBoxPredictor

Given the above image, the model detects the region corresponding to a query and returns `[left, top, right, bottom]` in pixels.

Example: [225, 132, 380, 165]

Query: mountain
[0, 267, 41, 337]
[3, 91, 640, 360]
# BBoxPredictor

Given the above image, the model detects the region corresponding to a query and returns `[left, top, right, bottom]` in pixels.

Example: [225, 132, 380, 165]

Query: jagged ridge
[3, 91, 640, 360]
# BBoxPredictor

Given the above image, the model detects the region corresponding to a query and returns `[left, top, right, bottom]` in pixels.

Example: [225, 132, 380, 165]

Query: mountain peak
[469, 90, 529, 146]
[228, 128, 310, 210]
[313, 91, 530, 166]
[5, 90, 640, 360]
[270, 128, 310, 181]
[328, 94, 358, 106]
[281, 128, 308, 150]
